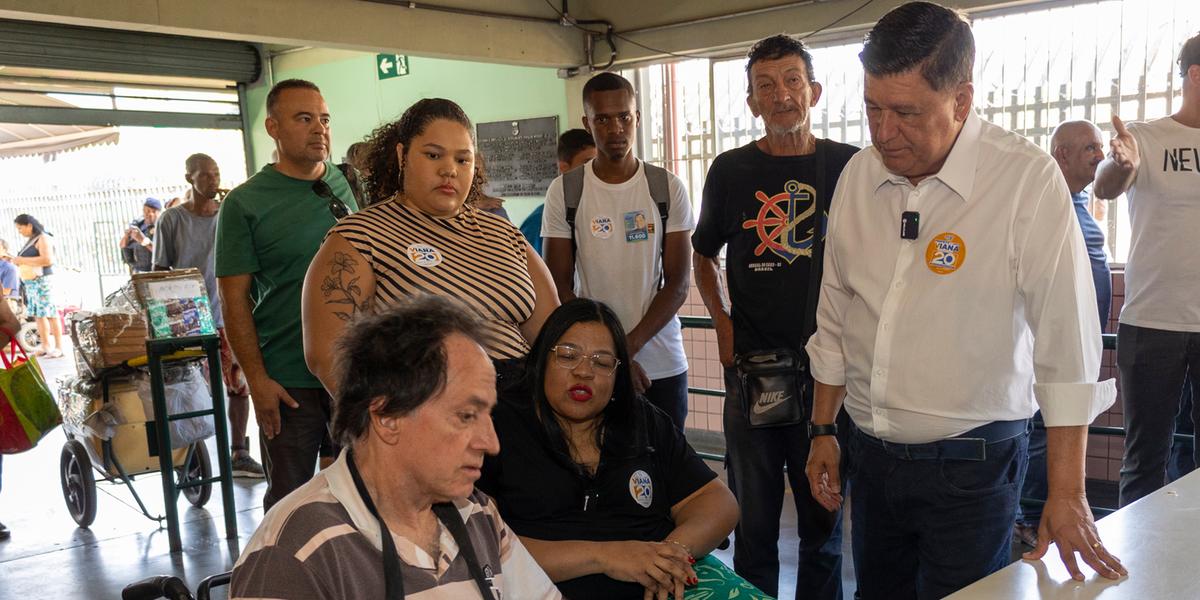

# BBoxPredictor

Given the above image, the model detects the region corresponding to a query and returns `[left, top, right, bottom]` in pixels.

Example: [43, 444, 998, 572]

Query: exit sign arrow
[376, 54, 410, 80]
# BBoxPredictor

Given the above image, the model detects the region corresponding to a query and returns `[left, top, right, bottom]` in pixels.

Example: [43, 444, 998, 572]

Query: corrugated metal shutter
[0, 19, 261, 83]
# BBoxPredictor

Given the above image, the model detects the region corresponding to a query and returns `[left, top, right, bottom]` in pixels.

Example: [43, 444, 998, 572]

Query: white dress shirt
[806, 111, 1116, 444]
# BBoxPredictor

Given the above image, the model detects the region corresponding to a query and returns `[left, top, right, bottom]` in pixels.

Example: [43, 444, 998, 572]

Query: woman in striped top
[302, 98, 559, 396]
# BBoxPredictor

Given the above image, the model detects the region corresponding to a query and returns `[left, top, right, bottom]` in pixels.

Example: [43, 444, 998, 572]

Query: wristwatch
[807, 421, 838, 439]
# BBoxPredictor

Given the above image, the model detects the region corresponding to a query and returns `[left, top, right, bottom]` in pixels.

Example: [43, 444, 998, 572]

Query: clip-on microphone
[900, 211, 920, 240]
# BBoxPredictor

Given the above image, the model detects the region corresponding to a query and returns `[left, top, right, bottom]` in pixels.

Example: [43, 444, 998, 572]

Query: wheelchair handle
[197, 571, 232, 600]
[122, 575, 195, 600]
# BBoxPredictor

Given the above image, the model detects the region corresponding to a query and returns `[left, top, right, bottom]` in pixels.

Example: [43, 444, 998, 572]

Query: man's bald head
[1051, 120, 1105, 194]
[1051, 120, 1101, 153]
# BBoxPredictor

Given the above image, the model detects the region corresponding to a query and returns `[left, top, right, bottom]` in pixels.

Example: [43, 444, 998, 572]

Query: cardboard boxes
[70, 311, 149, 377]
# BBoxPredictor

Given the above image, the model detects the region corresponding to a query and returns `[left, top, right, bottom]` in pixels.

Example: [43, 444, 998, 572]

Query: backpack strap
[642, 161, 671, 229]
[561, 164, 587, 255]
[642, 162, 672, 288]
[336, 162, 365, 207]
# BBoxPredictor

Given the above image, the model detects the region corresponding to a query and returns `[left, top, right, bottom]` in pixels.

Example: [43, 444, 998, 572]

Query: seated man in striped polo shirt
[231, 296, 560, 600]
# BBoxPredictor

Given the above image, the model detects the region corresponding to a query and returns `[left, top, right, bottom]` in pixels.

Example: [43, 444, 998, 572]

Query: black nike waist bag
[735, 348, 807, 429]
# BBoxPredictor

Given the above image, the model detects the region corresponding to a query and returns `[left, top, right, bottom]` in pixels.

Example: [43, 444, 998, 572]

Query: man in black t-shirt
[692, 35, 857, 599]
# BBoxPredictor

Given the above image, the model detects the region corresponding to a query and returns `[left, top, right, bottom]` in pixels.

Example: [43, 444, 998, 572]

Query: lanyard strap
[802, 141, 828, 342]
[346, 450, 496, 600]
[432, 502, 496, 600]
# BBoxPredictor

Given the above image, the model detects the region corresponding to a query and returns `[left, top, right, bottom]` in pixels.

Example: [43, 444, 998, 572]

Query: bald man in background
[1051, 120, 1112, 329]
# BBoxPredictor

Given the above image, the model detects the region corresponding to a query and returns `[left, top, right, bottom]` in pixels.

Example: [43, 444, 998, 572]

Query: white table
[948, 469, 1200, 599]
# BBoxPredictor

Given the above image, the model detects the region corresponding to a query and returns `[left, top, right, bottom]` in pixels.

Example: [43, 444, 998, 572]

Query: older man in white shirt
[802, 3, 1126, 599]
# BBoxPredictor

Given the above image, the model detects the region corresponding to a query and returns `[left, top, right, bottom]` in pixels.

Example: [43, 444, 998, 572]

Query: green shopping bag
[0, 331, 61, 454]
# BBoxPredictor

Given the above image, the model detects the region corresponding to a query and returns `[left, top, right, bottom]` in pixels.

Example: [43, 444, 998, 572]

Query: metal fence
[0, 184, 181, 276]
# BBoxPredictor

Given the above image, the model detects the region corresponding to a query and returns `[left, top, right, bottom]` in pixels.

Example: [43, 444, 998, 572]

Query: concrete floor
[0, 346, 265, 599]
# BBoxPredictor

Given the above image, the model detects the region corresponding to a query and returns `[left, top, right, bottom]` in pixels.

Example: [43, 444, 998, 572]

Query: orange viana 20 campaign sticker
[925, 232, 966, 275]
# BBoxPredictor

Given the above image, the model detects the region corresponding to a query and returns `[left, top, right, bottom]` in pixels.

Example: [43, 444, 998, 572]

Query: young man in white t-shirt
[542, 72, 694, 429]
[1095, 32, 1200, 507]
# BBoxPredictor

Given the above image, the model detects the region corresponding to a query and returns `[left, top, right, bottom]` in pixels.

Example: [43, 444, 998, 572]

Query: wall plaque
[476, 116, 560, 197]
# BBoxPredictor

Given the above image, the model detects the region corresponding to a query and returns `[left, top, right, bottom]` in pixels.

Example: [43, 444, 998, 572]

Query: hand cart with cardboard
[57, 270, 237, 552]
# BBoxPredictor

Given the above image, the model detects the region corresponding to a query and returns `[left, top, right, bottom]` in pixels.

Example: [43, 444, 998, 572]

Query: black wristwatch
[807, 421, 838, 439]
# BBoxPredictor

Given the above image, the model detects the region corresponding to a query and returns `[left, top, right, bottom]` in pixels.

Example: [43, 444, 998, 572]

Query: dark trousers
[849, 424, 1028, 600]
[1016, 412, 1048, 524]
[722, 368, 844, 600]
[1118, 323, 1200, 506]
[1167, 384, 1196, 482]
[261, 387, 335, 512]
[642, 371, 688, 431]
[1093, 263, 1112, 335]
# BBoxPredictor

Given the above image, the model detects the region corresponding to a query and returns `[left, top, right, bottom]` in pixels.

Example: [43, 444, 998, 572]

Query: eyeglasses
[312, 179, 350, 220]
[550, 344, 620, 376]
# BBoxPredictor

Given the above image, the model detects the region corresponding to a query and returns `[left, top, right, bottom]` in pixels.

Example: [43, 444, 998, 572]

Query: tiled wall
[680, 285, 727, 433]
[681, 271, 1131, 482]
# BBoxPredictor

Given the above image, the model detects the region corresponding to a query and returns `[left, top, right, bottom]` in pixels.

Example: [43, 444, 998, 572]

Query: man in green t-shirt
[216, 79, 358, 510]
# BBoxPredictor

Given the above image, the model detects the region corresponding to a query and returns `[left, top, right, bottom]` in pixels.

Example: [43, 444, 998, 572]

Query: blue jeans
[722, 368, 845, 599]
[849, 424, 1029, 600]
[642, 371, 688, 432]
[1117, 324, 1200, 506]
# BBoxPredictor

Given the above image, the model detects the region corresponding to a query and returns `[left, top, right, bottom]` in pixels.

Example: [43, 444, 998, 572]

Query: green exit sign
[376, 54, 409, 80]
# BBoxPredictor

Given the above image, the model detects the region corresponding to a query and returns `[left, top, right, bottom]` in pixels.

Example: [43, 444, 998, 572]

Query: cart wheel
[179, 442, 212, 507]
[19, 322, 39, 350]
[60, 440, 97, 528]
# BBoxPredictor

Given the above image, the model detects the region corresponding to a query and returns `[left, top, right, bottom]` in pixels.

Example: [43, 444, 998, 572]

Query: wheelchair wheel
[178, 442, 212, 507]
[60, 440, 97, 527]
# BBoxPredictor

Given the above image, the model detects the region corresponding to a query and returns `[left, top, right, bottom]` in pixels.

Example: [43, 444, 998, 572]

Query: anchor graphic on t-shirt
[742, 180, 818, 264]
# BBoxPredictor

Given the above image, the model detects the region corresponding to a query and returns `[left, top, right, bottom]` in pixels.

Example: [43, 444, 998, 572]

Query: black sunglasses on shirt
[312, 179, 350, 220]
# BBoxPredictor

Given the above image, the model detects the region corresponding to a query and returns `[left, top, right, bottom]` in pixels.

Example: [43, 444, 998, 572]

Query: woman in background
[6, 214, 62, 358]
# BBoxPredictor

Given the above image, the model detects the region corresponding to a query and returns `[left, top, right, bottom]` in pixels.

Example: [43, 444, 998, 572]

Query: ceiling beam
[0, 105, 242, 129]
[0, 0, 585, 69]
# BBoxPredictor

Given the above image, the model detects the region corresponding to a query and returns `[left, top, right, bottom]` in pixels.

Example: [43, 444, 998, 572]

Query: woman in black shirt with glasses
[478, 299, 751, 600]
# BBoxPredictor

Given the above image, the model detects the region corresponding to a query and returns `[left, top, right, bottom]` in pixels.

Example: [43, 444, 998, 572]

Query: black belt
[855, 419, 1030, 461]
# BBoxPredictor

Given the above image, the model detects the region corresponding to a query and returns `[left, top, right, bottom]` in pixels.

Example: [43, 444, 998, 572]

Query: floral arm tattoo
[321, 251, 371, 321]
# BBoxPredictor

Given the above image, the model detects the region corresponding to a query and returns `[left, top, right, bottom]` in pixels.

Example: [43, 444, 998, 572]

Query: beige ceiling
[0, 0, 1038, 69]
